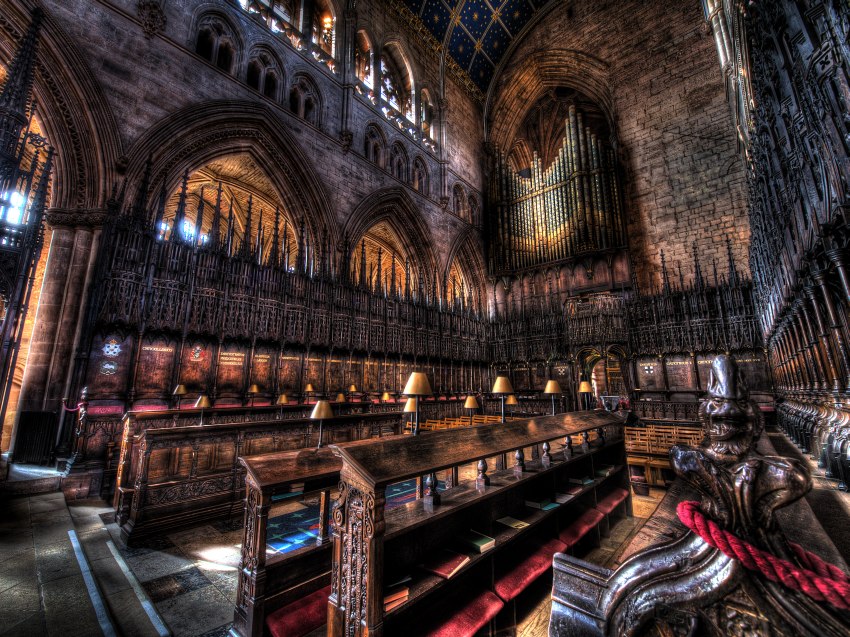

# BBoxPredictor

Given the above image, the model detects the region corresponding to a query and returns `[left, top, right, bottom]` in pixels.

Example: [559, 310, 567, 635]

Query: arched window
[389, 143, 409, 182]
[355, 31, 373, 89]
[364, 125, 386, 167]
[452, 185, 467, 220]
[380, 43, 413, 123]
[195, 16, 238, 73]
[289, 74, 322, 127]
[412, 157, 429, 196]
[246, 51, 281, 100]
[311, 0, 335, 58]
[420, 88, 435, 140]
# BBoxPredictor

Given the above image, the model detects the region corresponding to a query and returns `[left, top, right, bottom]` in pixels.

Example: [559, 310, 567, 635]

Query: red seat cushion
[596, 488, 629, 515]
[266, 585, 330, 637]
[558, 508, 604, 547]
[426, 591, 504, 637]
[494, 538, 567, 602]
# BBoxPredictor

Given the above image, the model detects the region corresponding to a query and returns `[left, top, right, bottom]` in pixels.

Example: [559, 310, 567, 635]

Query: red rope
[677, 500, 850, 610]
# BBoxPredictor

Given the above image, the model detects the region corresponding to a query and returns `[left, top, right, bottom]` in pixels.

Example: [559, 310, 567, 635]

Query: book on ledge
[458, 529, 496, 553]
[525, 499, 560, 511]
[568, 476, 595, 486]
[555, 492, 575, 504]
[384, 585, 410, 605]
[563, 485, 583, 496]
[495, 516, 530, 530]
[595, 464, 615, 477]
[421, 549, 470, 579]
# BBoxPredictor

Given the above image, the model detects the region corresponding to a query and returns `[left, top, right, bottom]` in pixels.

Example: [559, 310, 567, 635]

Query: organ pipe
[491, 105, 625, 273]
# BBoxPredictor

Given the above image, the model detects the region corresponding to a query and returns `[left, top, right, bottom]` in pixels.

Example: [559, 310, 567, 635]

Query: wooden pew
[116, 411, 401, 544]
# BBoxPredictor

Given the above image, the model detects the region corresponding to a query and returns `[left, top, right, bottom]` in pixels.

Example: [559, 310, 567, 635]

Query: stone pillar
[13, 209, 105, 453]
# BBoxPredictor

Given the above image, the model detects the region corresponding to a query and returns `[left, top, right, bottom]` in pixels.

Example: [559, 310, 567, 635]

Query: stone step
[68, 499, 171, 637]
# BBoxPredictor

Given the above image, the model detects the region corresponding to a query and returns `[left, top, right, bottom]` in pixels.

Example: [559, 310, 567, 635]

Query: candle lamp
[491, 376, 514, 423]
[275, 393, 289, 417]
[310, 400, 333, 448]
[194, 394, 211, 426]
[172, 384, 188, 410]
[463, 395, 479, 426]
[247, 383, 261, 407]
[578, 380, 592, 410]
[505, 394, 518, 419]
[304, 383, 315, 404]
[544, 380, 562, 416]
[335, 392, 347, 403]
[403, 397, 416, 433]
[381, 391, 392, 403]
[403, 372, 433, 435]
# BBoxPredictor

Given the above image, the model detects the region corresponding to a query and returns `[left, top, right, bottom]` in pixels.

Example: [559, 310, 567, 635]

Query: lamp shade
[403, 398, 417, 413]
[275, 393, 289, 405]
[310, 400, 333, 420]
[304, 383, 315, 393]
[544, 380, 562, 394]
[172, 384, 188, 396]
[349, 384, 358, 392]
[505, 394, 519, 406]
[194, 394, 212, 409]
[578, 381, 593, 394]
[381, 392, 392, 402]
[247, 384, 261, 394]
[335, 393, 347, 402]
[463, 395, 479, 409]
[403, 372, 433, 396]
[491, 376, 514, 394]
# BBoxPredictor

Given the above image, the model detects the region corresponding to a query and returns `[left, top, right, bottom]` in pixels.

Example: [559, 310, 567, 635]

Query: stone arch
[342, 188, 438, 290]
[188, 6, 244, 72]
[289, 72, 322, 127]
[0, 4, 120, 210]
[444, 227, 487, 310]
[389, 141, 409, 182]
[486, 48, 613, 150]
[120, 100, 336, 251]
[245, 44, 284, 101]
[364, 123, 386, 167]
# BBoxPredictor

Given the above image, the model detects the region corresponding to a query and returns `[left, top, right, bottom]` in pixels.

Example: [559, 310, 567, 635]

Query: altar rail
[116, 410, 401, 544]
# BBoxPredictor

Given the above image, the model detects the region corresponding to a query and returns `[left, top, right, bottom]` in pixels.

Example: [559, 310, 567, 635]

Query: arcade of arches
[0, 1, 849, 637]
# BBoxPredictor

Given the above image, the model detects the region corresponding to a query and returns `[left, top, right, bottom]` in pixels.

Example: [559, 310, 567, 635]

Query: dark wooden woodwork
[233, 447, 342, 637]
[116, 410, 401, 544]
[549, 355, 850, 636]
[327, 409, 628, 637]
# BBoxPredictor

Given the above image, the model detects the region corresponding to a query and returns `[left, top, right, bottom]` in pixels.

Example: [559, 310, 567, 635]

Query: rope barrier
[677, 499, 850, 610]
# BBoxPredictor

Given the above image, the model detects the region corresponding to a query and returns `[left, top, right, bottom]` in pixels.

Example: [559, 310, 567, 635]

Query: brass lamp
[381, 391, 392, 403]
[544, 379, 562, 416]
[310, 399, 333, 448]
[194, 394, 212, 425]
[403, 371, 433, 435]
[275, 392, 289, 417]
[335, 392, 347, 403]
[505, 393, 519, 418]
[172, 384, 188, 410]
[348, 384, 358, 398]
[464, 395, 479, 426]
[578, 379, 593, 410]
[247, 383, 261, 407]
[304, 383, 315, 404]
[403, 397, 416, 433]
[491, 375, 514, 423]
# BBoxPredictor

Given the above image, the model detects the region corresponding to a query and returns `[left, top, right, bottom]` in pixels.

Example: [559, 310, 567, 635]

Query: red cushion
[494, 538, 567, 602]
[427, 591, 504, 637]
[596, 488, 629, 515]
[266, 585, 330, 637]
[558, 509, 604, 547]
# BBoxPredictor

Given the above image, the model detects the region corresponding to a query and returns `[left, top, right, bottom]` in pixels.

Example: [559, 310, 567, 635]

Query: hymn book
[457, 529, 496, 553]
[421, 549, 471, 579]
[495, 516, 530, 529]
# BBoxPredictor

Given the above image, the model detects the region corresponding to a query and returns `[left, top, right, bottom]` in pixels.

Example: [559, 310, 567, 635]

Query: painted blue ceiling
[403, 0, 546, 93]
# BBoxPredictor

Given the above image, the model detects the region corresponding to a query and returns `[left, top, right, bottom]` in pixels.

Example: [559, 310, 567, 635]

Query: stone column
[13, 209, 106, 453]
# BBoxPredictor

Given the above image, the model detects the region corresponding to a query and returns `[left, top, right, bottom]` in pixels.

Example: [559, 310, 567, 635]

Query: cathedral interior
[1, 0, 850, 636]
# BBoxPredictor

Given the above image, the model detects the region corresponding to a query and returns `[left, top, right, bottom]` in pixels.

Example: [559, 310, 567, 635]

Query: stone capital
[45, 208, 110, 229]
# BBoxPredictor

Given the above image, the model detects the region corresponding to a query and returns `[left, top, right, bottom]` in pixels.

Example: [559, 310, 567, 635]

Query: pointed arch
[0, 4, 121, 209]
[342, 188, 438, 289]
[120, 100, 336, 252]
[443, 226, 486, 309]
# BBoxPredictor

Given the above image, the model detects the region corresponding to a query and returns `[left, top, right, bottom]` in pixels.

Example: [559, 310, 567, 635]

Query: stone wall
[488, 0, 750, 289]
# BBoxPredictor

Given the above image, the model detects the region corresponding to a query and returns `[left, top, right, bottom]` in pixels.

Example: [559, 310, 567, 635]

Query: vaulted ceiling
[402, 0, 552, 94]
